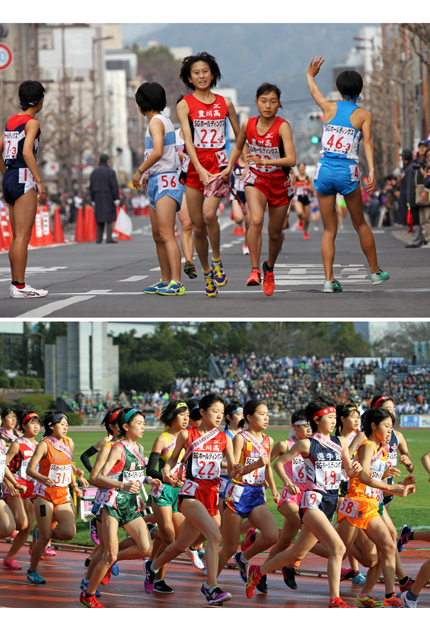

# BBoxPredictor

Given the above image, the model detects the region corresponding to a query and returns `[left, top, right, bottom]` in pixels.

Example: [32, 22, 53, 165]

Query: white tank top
[145, 114, 180, 176]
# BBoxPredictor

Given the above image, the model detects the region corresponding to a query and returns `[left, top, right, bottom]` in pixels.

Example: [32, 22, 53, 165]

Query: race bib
[181, 155, 190, 173]
[314, 162, 322, 180]
[94, 488, 106, 505]
[18, 168, 36, 185]
[350, 164, 359, 182]
[301, 491, 322, 510]
[292, 457, 306, 484]
[193, 120, 225, 149]
[0, 450, 6, 483]
[338, 496, 359, 519]
[123, 468, 146, 488]
[386, 451, 397, 468]
[218, 476, 230, 495]
[224, 482, 244, 503]
[150, 483, 164, 499]
[216, 150, 228, 167]
[242, 170, 257, 186]
[191, 451, 222, 480]
[19, 459, 30, 480]
[103, 488, 118, 508]
[179, 479, 199, 497]
[322, 124, 355, 156]
[242, 456, 265, 485]
[315, 461, 341, 490]
[4, 131, 19, 160]
[248, 144, 280, 174]
[157, 172, 179, 191]
[48, 464, 71, 487]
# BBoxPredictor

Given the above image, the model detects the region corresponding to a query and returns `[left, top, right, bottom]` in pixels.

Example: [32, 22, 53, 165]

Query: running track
[1, 540, 429, 608]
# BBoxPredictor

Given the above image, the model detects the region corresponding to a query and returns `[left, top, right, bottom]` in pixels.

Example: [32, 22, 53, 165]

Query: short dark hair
[224, 400, 245, 429]
[42, 410, 69, 436]
[160, 400, 188, 428]
[135, 82, 167, 113]
[361, 408, 394, 438]
[18, 80, 45, 111]
[243, 399, 267, 424]
[1, 407, 16, 420]
[305, 395, 336, 433]
[199, 393, 225, 411]
[255, 82, 282, 103]
[291, 408, 307, 426]
[335, 403, 359, 436]
[336, 70, 363, 98]
[179, 52, 221, 89]
[18, 409, 39, 432]
[101, 407, 121, 436]
[99, 153, 109, 164]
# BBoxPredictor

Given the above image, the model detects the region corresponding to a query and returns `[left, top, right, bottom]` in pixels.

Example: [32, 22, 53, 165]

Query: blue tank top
[320, 100, 363, 163]
[385, 430, 399, 487]
[305, 434, 343, 496]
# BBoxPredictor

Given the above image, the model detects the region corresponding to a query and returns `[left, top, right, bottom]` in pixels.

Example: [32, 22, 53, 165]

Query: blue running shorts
[2, 167, 37, 204]
[224, 482, 266, 517]
[313, 159, 359, 197]
[147, 172, 182, 211]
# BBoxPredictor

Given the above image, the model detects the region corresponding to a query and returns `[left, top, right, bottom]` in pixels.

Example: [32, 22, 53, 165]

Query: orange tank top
[347, 439, 387, 501]
[39, 435, 73, 487]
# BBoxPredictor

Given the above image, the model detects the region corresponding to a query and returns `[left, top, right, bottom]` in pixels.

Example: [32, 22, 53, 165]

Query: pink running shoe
[44, 546, 57, 557]
[241, 528, 257, 552]
[2, 557, 22, 570]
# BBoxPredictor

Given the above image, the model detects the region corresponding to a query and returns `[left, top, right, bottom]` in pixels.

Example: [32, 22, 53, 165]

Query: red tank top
[184, 93, 228, 152]
[246, 116, 289, 179]
[185, 427, 227, 487]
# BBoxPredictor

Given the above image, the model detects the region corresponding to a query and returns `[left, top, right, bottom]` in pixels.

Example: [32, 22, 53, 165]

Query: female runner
[0, 432, 24, 540]
[307, 57, 389, 292]
[245, 395, 361, 608]
[176, 52, 241, 297]
[175, 124, 197, 280]
[26, 411, 83, 584]
[2, 410, 40, 569]
[218, 400, 245, 529]
[294, 162, 314, 240]
[0, 408, 20, 448]
[144, 394, 240, 606]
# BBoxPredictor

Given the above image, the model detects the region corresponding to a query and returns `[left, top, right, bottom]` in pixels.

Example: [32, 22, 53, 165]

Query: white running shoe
[9, 284, 49, 299]
[187, 547, 206, 571]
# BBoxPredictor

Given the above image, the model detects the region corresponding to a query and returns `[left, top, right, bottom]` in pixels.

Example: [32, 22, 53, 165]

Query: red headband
[109, 409, 121, 424]
[22, 412, 38, 424]
[372, 396, 389, 409]
[312, 407, 336, 421]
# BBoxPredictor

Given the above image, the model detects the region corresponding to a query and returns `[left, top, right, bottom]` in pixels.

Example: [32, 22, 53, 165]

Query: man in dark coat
[89, 153, 120, 243]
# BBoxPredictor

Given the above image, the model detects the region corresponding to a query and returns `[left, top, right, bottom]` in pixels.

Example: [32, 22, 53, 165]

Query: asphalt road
[0, 213, 428, 319]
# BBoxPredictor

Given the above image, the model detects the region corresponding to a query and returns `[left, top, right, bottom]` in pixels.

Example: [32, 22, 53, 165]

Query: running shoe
[158, 280, 185, 296]
[9, 284, 48, 299]
[356, 594, 383, 607]
[2, 557, 22, 570]
[80, 592, 104, 608]
[101, 565, 112, 585]
[211, 260, 227, 287]
[340, 567, 356, 581]
[397, 525, 413, 553]
[142, 279, 169, 294]
[351, 572, 366, 586]
[197, 548, 206, 561]
[27, 569, 46, 584]
[262, 261, 275, 296]
[90, 518, 100, 545]
[298, 219, 303, 230]
[84, 557, 91, 568]
[323, 279, 343, 293]
[244, 565, 259, 599]
[383, 594, 403, 607]
[282, 566, 297, 590]
[154, 580, 174, 594]
[328, 597, 353, 608]
[234, 551, 248, 583]
[370, 269, 390, 286]
[241, 527, 257, 552]
[304, 231, 310, 240]
[80, 579, 101, 597]
[187, 547, 206, 571]
[111, 562, 119, 576]
[44, 545, 57, 556]
[183, 260, 198, 279]
[256, 574, 268, 594]
[246, 269, 261, 286]
[399, 576, 415, 592]
[242, 245, 249, 255]
[143, 559, 156, 593]
[204, 271, 218, 297]
[400, 590, 418, 608]
[200, 583, 231, 606]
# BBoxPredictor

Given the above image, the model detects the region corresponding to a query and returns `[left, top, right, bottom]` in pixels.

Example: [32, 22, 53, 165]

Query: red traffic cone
[74, 206, 87, 242]
[42, 205, 55, 246]
[0, 217, 7, 252]
[115, 205, 133, 241]
[231, 224, 245, 236]
[0, 206, 11, 248]
[53, 207, 66, 244]
[406, 207, 413, 234]
[28, 207, 45, 247]
[84, 205, 97, 242]
[174, 221, 180, 238]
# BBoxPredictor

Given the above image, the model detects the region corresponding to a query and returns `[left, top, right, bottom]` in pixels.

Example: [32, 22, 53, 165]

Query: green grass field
[62, 427, 430, 547]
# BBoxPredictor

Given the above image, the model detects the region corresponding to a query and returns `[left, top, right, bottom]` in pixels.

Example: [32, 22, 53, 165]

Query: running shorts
[147, 172, 182, 212]
[151, 483, 180, 513]
[337, 495, 380, 529]
[383, 494, 394, 507]
[218, 475, 230, 500]
[103, 491, 142, 526]
[244, 171, 294, 207]
[33, 483, 71, 507]
[278, 485, 304, 507]
[313, 158, 359, 197]
[299, 490, 338, 523]
[4, 478, 35, 502]
[178, 479, 219, 517]
[297, 194, 310, 206]
[184, 149, 228, 191]
[338, 480, 348, 498]
[2, 167, 37, 204]
[224, 482, 266, 518]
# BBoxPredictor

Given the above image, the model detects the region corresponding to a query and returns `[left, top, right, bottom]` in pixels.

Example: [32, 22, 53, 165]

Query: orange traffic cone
[84, 205, 97, 242]
[231, 224, 245, 236]
[115, 206, 133, 241]
[0, 217, 7, 252]
[174, 221, 180, 238]
[74, 207, 87, 242]
[53, 208, 66, 244]
[28, 207, 45, 248]
[0, 206, 11, 248]
[42, 205, 55, 246]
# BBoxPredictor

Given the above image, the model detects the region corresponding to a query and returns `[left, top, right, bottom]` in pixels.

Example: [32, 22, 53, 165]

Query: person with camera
[402, 144, 427, 248]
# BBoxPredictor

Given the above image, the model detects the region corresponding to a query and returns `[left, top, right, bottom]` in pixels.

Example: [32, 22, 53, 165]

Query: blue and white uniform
[313, 100, 363, 197]
[145, 114, 182, 211]
[382, 430, 399, 507]
[299, 434, 343, 522]
[219, 427, 234, 499]
[175, 128, 187, 197]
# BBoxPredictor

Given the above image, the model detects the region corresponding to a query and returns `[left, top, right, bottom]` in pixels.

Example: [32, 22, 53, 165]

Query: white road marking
[86, 289, 112, 294]
[118, 276, 149, 282]
[19, 295, 95, 317]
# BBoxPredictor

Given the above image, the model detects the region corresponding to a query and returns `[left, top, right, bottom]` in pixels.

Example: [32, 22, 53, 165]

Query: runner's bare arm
[223, 119, 248, 178]
[397, 431, 414, 472]
[225, 435, 242, 478]
[96, 444, 139, 493]
[265, 438, 280, 500]
[358, 444, 414, 496]
[0, 133, 6, 175]
[161, 430, 188, 486]
[246, 121, 296, 169]
[26, 441, 52, 485]
[89, 446, 110, 486]
[133, 118, 166, 189]
[273, 440, 309, 492]
[5, 440, 19, 465]
[340, 435, 361, 478]
[23, 119, 46, 203]
[361, 112, 376, 194]
[176, 99, 207, 178]
[349, 430, 365, 457]
[270, 439, 288, 462]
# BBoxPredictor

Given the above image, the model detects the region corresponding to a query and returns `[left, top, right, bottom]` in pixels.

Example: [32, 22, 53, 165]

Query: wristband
[143, 476, 149, 484]
[138, 168, 144, 175]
